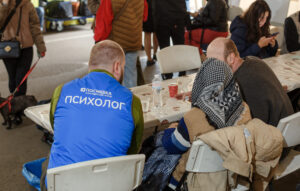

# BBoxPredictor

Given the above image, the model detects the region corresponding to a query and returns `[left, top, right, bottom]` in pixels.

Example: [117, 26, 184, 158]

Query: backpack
[45, 1, 73, 18]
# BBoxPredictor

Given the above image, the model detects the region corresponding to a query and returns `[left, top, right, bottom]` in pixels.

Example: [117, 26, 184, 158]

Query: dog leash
[0, 58, 40, 112]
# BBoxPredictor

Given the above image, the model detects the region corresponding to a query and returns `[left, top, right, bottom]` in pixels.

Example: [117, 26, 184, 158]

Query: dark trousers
[3, 47, 33, 96]
[156, 23, 185, 80]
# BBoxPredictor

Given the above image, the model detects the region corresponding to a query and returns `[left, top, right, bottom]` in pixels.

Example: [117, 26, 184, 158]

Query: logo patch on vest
[80, 88, 112, 98]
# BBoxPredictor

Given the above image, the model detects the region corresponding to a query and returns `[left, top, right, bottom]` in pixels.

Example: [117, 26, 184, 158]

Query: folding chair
[228, 6, 244, 21]
[47, 154, 145, 191]
[157, 45, 201, 75]
[273, 112, 300, 180]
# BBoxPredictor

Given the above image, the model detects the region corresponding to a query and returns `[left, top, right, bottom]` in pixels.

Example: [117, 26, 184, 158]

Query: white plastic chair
[274, 112, 300, 180]
[270, 26, 286, 54]
[47, 154, 145, 191]
[228, 6, 244, 21]
[186, 139, 225, 173]
[185, 139, 249, 191]
[157, 45, 201, 74]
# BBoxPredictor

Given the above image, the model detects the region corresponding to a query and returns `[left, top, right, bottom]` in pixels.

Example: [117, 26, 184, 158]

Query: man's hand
[168, 123, 178, 129]
[282, 85, 288, 92]
[38, 51, 46, 58]
[175, 91, 192, 101]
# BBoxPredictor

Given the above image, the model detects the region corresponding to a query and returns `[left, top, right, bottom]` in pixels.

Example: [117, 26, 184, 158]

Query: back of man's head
[89, 40, 125, 72]
[207, 37, 239, 61]
[223, 38, 239, 60]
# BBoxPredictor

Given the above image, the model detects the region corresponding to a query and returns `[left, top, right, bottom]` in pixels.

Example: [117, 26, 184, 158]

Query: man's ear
[227, 53, 235, 65]
[112, 61, 121, 79]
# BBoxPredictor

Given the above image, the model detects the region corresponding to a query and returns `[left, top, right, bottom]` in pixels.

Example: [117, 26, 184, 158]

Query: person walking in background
[284, 11, 300, 52]
[230, 0, 278, 58]
[88, 0, 144, 88]
[143, 0, 158, 66]
[152, 0, 186, 80]
[0, 0, 46, 96]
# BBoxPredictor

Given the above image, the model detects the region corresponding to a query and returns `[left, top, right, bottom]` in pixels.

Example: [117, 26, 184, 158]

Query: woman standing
[230, 0, 278, 58]
[0, 0, 46, 97]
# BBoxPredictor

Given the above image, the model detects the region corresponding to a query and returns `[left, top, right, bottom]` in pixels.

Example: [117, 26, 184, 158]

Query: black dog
[0, 95, 37, 129]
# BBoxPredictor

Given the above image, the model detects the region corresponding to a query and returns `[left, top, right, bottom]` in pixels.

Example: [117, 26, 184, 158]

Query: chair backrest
[228, 6, 244, 21]
[47, 154, 145, 191]
[277, 112, 300, 147]
[270, 26, 287, 54]
[157, 45, 201, 74]
[186, 139, 225, 173]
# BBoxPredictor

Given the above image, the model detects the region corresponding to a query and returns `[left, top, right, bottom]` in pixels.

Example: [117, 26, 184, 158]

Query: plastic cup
[168, 83, 178, 97]
[141, 99, 150, 113]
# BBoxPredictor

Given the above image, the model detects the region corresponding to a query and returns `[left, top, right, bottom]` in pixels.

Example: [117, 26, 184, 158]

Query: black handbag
[0, 0, 22, 59]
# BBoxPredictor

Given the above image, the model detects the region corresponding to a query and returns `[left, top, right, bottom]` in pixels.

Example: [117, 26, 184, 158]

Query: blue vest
[48, 71, 134, 170]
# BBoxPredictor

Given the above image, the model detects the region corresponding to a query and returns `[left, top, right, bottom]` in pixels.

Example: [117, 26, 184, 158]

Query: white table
[25, 51, 300, 133]
[24, 74, 196, 133]
[264, 51, 300, 92]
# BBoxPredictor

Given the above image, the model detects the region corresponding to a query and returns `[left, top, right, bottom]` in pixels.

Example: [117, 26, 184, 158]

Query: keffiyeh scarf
[191, 58, 244, 129]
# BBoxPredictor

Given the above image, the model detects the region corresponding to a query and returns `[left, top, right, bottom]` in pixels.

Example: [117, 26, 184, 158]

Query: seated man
[40, 40, 144, 190]
[142, 58, 251, 190]
[206, 37, 294, 126]
[284, 11, 300, 52]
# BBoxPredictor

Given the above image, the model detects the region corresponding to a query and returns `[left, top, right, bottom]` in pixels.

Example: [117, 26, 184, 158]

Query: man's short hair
[89, 40, 125, 68]
[224, 39, 239, 60]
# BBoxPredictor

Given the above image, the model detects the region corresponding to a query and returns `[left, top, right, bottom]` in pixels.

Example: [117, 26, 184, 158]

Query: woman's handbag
[0, 0, 22, 59]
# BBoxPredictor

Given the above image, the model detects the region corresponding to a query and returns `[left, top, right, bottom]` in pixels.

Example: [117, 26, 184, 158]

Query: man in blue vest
[40, 40, 144, 190]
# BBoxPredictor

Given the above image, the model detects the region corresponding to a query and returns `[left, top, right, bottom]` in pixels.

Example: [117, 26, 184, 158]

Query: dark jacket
[284, 12, 300, 52]
[230, 16, 278, 58]
[152, 0, 186, 28]
[193, 0, 228, 32]
[235, 56, 294, 127]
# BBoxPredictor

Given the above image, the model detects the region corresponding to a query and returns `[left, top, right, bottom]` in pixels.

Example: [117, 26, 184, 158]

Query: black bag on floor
[45, 1, 73, 18]
[78, 0, 93, 16]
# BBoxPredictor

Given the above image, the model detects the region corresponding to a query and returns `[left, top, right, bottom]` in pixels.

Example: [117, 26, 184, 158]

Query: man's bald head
[207, 37, 242, 73]
[89, 40, 125, 71]
[207, 37, 239, 62]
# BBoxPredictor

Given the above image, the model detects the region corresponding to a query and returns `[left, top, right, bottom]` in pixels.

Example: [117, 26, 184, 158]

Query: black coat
[193, 0, 228, 32]
[152, 0, 187, 28]
[284, 13, 300, 52]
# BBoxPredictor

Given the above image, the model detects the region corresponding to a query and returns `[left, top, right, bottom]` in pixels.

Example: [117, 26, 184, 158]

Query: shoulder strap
[114, 0, 130, 21]
[0, 0, 22, 35]
[15, 6, 22, 37]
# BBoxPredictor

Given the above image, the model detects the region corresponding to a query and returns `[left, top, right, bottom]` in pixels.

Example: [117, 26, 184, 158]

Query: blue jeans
[35, 7, 44, 31]
[123, 51, 138, 88]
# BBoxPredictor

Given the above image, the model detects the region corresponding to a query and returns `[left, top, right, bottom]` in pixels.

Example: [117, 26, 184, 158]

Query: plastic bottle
[152, 74, 162, 111]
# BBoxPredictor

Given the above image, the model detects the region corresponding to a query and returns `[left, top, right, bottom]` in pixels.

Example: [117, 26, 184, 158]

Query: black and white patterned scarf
[191, 58, 244, 129]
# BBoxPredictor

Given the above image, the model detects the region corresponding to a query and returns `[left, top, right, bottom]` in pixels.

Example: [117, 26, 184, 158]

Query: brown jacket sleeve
[28, 2, 46, 53]
[0, 1, 10, 28]
[88, 0, 100, 15]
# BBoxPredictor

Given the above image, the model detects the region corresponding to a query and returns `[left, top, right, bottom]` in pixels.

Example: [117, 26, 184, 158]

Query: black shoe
[153, 54, 157, 61]
[146, 60, 155, 66]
